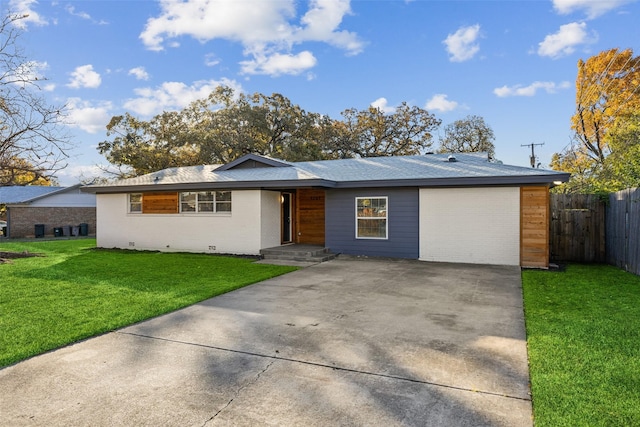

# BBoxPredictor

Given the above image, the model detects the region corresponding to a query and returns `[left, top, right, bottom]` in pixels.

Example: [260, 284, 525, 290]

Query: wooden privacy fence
[606, 188, 640, 276]
[549, 194, 606, 263]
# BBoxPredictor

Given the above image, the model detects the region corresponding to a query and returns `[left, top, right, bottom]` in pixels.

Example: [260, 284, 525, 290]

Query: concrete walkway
[0, 257, 532, 426]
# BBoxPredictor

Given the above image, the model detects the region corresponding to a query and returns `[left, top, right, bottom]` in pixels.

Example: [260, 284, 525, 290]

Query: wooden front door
[296, 189, 325, 245]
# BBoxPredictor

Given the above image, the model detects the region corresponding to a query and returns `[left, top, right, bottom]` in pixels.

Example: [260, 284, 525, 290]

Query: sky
[6, 0, 640, 185]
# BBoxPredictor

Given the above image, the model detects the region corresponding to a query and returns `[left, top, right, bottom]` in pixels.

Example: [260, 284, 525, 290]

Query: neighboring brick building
[2, 185, 96, 238]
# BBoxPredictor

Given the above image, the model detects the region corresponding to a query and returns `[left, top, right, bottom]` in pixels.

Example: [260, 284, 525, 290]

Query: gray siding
[326, 188, 419, 259]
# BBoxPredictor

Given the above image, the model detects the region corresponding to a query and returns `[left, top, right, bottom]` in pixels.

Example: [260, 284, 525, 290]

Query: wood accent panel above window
[142, 192, 179, 214]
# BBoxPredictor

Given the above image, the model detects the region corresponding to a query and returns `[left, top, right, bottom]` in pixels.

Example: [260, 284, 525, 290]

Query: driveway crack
[120, 332, 530, 402]
[201, 359, 275, 426]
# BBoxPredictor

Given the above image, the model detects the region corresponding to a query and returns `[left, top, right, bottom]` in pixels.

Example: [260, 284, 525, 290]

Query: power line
[521, 142, 544, 168]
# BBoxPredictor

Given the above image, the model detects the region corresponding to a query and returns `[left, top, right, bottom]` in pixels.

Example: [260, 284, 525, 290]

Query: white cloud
[54, 164, 112, 186]
[139, 0, 363, 76]
[128, 66, 150, 81]
[204, 53, 220, 67]
[65, 5, 91, 20]
[64, 5, 108, 25]
[537, 22, 596, 59]
[425, 94, 459, 112]
[443, 24, 481, 62]
[295, 0, 363, 55]
[370, 97, 395, 114]
[65, 98, 113, 133]
[240, 51, 317, 76]
[552, 0, 635, 18]
[123, 78, 242, 116]
[12, 60, 48, 85]
[9, 0, 47, 27]
[67, 64, 102, 89]
[493, 81, 571, 97]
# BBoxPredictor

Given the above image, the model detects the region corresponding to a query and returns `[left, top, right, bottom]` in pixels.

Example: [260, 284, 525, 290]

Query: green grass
[523, 264, 640, 427]
[0, 239, 296, 368]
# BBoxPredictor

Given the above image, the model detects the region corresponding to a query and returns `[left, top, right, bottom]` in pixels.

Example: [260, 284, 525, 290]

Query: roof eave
[83, 173, 570, 194]
[20, 183, 85, 203]
[332, 173, 572, 188]
[83, 179, 338, 194]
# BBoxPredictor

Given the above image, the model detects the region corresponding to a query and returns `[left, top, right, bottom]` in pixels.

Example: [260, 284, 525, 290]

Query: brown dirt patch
[0, 251, 43, 264]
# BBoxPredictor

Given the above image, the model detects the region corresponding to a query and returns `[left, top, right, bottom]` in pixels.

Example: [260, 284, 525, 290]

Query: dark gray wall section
[325, 187, 419, 259]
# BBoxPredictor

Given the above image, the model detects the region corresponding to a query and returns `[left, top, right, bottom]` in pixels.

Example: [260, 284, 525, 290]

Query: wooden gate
[550, 194, 606, 263]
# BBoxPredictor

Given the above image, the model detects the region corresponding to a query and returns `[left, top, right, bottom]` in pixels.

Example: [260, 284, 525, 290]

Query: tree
[598, 114, 640, 190]
[99, 87, 442, 176]
[552, 115, 640, 194]
[98, 87, 329, 176]
[552, 48, 640, 193]
[550, 143, 602, 193]
[572, 48, 640, 164]
[0, 156, 54, 185]
[437, 115, 495, 157]
[196, 88, 328, 162]
[0, 13, 72, 185]
[325, 103, 441, 158]
[98, 111, 201, 177]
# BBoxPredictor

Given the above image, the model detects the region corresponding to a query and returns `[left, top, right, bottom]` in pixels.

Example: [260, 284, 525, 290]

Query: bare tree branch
[0, 13, 73, 185]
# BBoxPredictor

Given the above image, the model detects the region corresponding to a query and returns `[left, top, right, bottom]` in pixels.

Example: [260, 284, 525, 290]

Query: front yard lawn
[523, 264, 640, 426]
[0, 239, 296, 368]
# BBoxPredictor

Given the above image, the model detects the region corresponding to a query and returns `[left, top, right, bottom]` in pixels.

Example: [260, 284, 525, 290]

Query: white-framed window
[129, 193, 142, 213]
[356, 197, 388, 239]
[180, 191, 232, 213]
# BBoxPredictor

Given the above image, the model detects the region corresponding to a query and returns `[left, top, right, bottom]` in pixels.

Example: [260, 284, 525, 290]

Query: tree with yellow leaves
[573, 48, 640, 163]
[552, 48, 640, 193]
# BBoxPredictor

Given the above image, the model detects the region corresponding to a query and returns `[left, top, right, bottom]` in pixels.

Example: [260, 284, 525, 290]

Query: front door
[281, 192, 293, 243]
[296, 189, 325, 245]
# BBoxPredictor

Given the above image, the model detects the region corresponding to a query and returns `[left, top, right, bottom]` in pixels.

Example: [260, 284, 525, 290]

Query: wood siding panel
[326, 188, 419, 259]
[521, 186, 550, 268]
[143, 192, 178, 214]
[296, 189, 325, 245]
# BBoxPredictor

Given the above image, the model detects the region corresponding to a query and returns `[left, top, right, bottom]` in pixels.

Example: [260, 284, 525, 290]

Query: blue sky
[7, 0, 640, 185]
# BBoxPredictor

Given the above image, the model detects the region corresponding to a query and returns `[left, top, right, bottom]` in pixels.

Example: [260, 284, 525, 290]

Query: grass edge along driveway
[523, 264, 640, 427]
[0, 239, 296, 368]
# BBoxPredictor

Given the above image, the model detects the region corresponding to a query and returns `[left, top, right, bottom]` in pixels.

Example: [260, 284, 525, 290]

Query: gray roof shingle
[84, 153, 570, 193]
[0, 186, 65, 204]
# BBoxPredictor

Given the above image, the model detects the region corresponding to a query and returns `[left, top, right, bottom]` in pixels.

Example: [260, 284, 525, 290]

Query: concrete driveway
[0, 257, 532, 426]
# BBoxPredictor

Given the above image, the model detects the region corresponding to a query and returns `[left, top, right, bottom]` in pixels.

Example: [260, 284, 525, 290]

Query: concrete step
[261, 253, 337, 263]
[260, 250, 331, 258]
[259, 245, 337, 263]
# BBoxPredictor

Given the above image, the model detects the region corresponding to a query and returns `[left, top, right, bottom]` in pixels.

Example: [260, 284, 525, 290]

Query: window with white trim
[129, 193, 142, 213]
[356, 197, 387, 239]
[180, 191, 232, 213]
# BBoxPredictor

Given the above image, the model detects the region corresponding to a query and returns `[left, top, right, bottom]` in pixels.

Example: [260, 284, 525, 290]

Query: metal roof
[0, 186, 65, 204]
[83, 153, 570, 194]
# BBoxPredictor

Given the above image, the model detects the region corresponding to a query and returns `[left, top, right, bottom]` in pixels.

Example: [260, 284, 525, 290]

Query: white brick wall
[419, 187, 520, 265]
[260, 190, 282, 250]
[96, 190, 280, 255]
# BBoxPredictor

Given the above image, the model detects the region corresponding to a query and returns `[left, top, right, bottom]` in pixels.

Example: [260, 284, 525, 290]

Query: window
[129, 193, 142, 213]
[356, 197, 387, 239]
[180, 191, 232, 213]
[215, 191, 232, 212]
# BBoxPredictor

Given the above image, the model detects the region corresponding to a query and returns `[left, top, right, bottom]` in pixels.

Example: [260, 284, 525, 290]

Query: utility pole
[521, 143, 544, 168]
